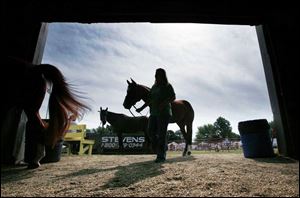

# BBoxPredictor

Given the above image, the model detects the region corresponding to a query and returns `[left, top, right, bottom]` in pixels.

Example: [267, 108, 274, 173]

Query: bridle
[126, 83, 149, 117]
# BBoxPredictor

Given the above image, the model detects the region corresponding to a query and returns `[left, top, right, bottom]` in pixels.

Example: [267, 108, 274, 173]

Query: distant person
[136, 68, 176, 163]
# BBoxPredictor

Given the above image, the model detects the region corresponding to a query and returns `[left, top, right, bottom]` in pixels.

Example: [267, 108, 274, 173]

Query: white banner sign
[101, 136, 145, 149]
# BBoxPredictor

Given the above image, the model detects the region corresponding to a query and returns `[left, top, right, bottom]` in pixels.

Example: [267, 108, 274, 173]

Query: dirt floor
[1, 151, 299, 197]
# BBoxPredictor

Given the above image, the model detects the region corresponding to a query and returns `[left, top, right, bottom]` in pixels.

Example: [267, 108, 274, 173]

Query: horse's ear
[127, 80, 131, 85]
[100, 107, 102, 111]
[131, 78, 137, 85]
[105, 107, 108, 111]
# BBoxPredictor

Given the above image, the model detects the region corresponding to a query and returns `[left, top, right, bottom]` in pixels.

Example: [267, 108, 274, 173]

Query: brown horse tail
[38, 64, 91, 147]
[182, 100, 194, 119]
[182, 100, 194, 145]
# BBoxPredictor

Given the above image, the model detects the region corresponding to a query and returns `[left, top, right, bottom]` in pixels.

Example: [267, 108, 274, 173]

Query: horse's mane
[107, 111, 147, 119]
[138, 84, 150, 91]
[38, 64, 91, 147]
[107, 111, 128, 118]
[5, 57, 91, 148]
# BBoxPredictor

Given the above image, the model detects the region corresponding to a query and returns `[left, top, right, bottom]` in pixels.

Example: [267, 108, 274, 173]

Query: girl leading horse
[123, 78, 194, 156]
[2, 57, 90, 168]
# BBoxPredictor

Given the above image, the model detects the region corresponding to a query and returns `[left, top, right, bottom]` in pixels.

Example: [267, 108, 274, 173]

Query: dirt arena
[1, 151, 299, 197]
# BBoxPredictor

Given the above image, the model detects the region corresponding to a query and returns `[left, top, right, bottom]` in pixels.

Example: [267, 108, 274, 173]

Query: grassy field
[168, 148, 279, 156]
[168, 149, 243, 156]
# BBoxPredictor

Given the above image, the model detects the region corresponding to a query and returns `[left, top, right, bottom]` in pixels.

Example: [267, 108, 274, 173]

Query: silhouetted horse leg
[186, 122, 193, 156]
[178, 123, 189, 156]
[24, 112, 46, 169]
[31, 143, 45, 169]
[24, 73, 47, 169]
[117, 133, 124, 152]
[183, 134, 191, 157]
[144, 135, 152, 152]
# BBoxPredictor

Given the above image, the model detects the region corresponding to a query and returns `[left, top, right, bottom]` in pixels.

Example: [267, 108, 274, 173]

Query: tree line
[166, 116, 240, 143]
[87, 116, 240, 143]
[195, 116, 240, 142]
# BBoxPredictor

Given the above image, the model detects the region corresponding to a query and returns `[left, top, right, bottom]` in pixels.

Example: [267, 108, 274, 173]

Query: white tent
[168, 142, 178, 151]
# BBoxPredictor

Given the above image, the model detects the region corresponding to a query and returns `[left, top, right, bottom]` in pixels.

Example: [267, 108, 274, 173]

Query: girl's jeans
[148, 115, 170, 160]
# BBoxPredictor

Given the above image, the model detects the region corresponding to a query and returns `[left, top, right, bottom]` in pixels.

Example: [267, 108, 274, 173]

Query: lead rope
[129, 105, 147, 117]
[129, 108, 136, 117]
[133, 105, 144, 116]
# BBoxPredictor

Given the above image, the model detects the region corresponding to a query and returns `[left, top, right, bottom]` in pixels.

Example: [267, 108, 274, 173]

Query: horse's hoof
[187, 151, 192, 155]
[27, 163, 40, 169]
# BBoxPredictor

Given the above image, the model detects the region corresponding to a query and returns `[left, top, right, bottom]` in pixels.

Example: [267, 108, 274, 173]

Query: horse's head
[123, 78, 141, 109]
[100, 107, 108, 126]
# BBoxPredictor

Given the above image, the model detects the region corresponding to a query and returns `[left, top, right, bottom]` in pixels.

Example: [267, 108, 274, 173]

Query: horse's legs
[117, 133, 123, 152]
[24, 111, 46, 169]
[186, 122, 193, 156]
[24, 74, 47, 169]
[177, 123, 188, 156]
[144, 133, 151, 152]
[177, 121, 193, 156]
[28, 142, 45, 169]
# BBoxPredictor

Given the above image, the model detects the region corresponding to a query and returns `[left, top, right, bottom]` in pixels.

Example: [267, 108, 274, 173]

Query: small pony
[2, 57, 90, 168]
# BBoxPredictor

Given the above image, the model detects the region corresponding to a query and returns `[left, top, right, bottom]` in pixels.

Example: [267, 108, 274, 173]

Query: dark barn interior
[2, 1, 299, 163]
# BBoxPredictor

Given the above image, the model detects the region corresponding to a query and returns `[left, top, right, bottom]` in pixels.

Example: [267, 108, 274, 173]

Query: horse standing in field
[123, 79, 194, 156]
[1, 57, 90, 168]
[99, 107, 150, 152]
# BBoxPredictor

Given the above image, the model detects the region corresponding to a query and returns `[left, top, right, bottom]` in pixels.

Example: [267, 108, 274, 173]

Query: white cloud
[41, 23, 273, 140]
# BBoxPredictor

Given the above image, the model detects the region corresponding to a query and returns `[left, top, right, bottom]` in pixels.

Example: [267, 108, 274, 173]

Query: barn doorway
[38, 22, 275, 154]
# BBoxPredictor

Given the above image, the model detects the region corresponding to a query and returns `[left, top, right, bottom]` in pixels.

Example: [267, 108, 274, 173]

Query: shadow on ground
[58, 155, 196, 189]
[1, 164, 33, 185]
[251, 155, 298, 164]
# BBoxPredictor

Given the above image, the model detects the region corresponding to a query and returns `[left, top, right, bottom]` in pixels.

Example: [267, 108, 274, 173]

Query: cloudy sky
[40, 23, 273, 140]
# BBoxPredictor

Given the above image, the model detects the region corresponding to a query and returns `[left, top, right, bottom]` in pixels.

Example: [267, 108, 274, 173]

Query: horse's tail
[183, 100, 194, 145]
[38, 64, 91, 147]
[182, 100, 194, 120]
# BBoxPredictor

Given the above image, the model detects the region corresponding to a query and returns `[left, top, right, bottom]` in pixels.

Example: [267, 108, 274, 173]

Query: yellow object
[64, 124, 95, 155]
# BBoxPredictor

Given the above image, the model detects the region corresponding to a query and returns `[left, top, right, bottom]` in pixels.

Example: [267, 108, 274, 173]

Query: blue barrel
[40, 139, 64, 163]
[238, 119, 274, 158]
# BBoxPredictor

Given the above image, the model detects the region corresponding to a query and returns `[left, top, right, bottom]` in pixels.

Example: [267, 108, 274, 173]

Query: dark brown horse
[123, 79, 194, 156]
[2, 57, 90, 168]
[99, 107, 149, 151]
